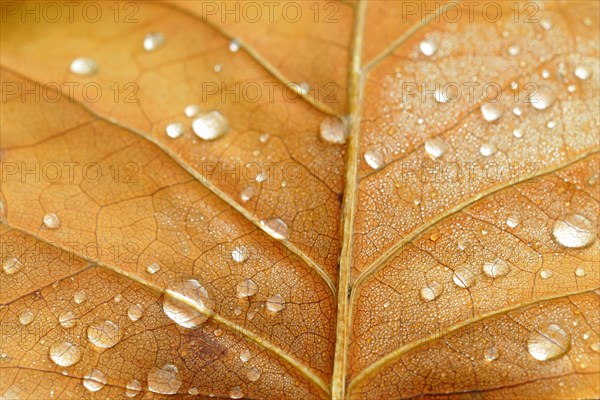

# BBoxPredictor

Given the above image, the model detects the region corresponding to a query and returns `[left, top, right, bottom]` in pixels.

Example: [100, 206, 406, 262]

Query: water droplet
[43, 213, 61, 229]
[73, 290, 86, 304]
[240, 349, 251, 362]
[419, 38, 438, 56]
[87, 319, 122, 349]
[590, 342, 600, 353]
[527, 323, 571, 361]
[552, 214, 596, 248]
[319, 116, 347, 144]
[114, 293, 122, 303]
[232, 246, 249, 263]
[70, 57, 98, 76]
[420, 281, 444, 301]
[229, 387, 244, 399]
[229, 39, 241, 53]
[236, 279, 258, 298]
[575, 268, 586, 277]
[479, 143, 497, 157]
[192, 111, 229, 141]
[125, 379, 141, 397]
[184, 105, 200, 118]
[435, 87, 457, 103]
[513, 106, 523, 116]
[540, 19, 553, 30]
[247, 367, 261, 382]
[530, 86, 556, 110]
[214, 64, 223, 73]
[506, 213, 520, 228]
[166, 122, 184, 139]
[266, 294, 285, 312]
[189, 387, 200, 395]
[83, 370, 107, 392]
[484, 347, 499, 361]
[3, 258, 22, 275]
[143, 32, 165, 51]
[567, 84, 576, 93]
[147, 263, 161, 275]
[364, 150, 384, 170]
[512, 128, 523, 138]
[540, 269, 553, 280]
[453, 267, 476, 288]
[258, 132, 270, 143]
[481, 103, 503, 122]
[424, 137, 447, 159]
[163, 279, 213, 329]
[260, 218, 289, 240]
[541, 69, 551, 79]
[128, 304, 144, 322]
[58, 311, 76, 328]
[547, 120, 557, 129]
[19, 309, 34, 325]
[482, 259, 511, 278]
[240, 187, 255, 202]
[508, 45, 520, 56]
[49, 341, 81, 367]
[255, 170, 267, 183]
[574, 66, 591, 80]
[148, 363, 182, 395]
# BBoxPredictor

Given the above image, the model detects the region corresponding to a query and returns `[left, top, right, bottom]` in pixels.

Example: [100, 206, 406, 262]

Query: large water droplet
[453, 267, 476, 288]
[3, 258, 22, 275]
[49, 341, 81, 367]
[70, 57, 98, 76]
[247, 367, 261, 382]
[506, 213, 520, 228]
[424, 137, 447, 159]
[166, 122, 184, 139]
[530, 86, 556, 110]
[229, 387, 244, 399]
[480, 103, 503, 122]
[143, 32, 165, 51]
[87, 319, 122, 349]
[125, 379, 142, 397]
[83, 370, 107, 392]
[419, 38, 438, 56]
[266, 294, 285, 312]
[59, 311, 77, 328]
[192, 111, 229, 141]
[527, 323, 571, 361]
[260, 218, 289, 240]
[540, 269, 553, 280]
[552, 214, 596, 248]
[128, 304, 144, 322]
[236, 279, 258, 298]
[482, 259, 511, 278]
[73, 289, 86, 304]
[240, 349, 251, 362]
[163, 279, 213, 329]
[147, 263, 161, 275]
[364, 150, 384, 170]
[232, 246, 249, 263]
[574, 66, 591, 80]
[43, 213, 61, 229]
[319, 116, 347, 144]
[484, 347, 499, 361]
[19, 309, 34, 325]
[420, 282, 444, 301]
[575, 268, 586, 277]
[148, 364, 182, 395]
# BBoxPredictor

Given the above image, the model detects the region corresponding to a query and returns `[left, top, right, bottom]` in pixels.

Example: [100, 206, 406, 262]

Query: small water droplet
[232, 246, 249, 263]
[234, 306, 242, 316]
[166, 122, 184, 139]
[114, 293, 122, 303]
[128, 304, 144, 322]
[83, 370, 107, 392]
[541, 69, 551, 79]
[70, 57, 98, 76]
[424, 137, 447, 159]
[513, 106, 522, 116]
[482, 259, 511, 278]
[484, 347, 499, 361]
[481, 103, 503, 122]
[43, 213, 61, 229]
[192, 111, 229, 141]
[240, 187, 255, 202]
[229, 39, 241, 53]
[229, 387, 244, 399]
[49, 341, 81, 367]
[255, 170, 268, 183]
[574, 66, 591, 80]
[540, 19, 553, 30]
[163, 279, 213, 329]
[240, 349, 251, 362]
[319, 116, 347, 144]
[214, 64, 223, 73]
[590, 342, 600, 353]
[508, 44, 520, 56]
[266, 294, 285, 312]
[530, 86, 556, 110]
[479, 143, 497, 157]
[19, 309, 34, 325]
[260, 218, 289, 240]
[236, 279, 258, 298]
[552, 214, 596, 248]
[189, 387, 200, 395]
[259, 132, 270, 143]
[73, 290, 86, 304]
[527, 323, 571, 361]
[364, 149, 384, 170]
[148, 363, 182, 395]
[420, 282, 444, 302]
[575, 268, 586, 277]
[59, 311, 77, 328]
[506, 213, 521, 228]
[419, 38, 438, 56]
[453, 267, 476, 288]
[87, 319, 122, 349]
[540, 269, 553, 280]
[125, 379, 142, 397]
[547, 120, 557, 129]
[143, 32, 165, 51]
[512, 128, 523, 138]
[3, 258, 22, 275]
[184, 105, 200, 118]
[247, 367, 261, 382]
[147, 263, 161, 275]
